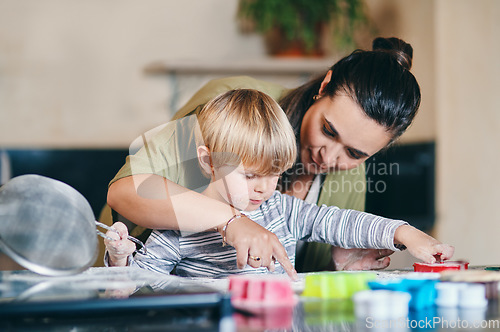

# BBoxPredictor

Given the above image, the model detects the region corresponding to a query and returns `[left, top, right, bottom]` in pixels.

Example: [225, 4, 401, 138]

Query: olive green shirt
[110, 75, 366, 272]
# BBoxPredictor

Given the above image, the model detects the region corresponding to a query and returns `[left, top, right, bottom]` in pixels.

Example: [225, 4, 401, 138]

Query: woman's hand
[104, 222, 136, 267]
[221, 216, 298, 280]
[332, 247, 395, 271]
[395, 225, 454, 263]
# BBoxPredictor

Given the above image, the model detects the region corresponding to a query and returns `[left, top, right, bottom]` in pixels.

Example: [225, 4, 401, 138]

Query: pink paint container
[228, 275, 296, 307]
[413, 261, 469, 273]
[229, 275, 296, 330]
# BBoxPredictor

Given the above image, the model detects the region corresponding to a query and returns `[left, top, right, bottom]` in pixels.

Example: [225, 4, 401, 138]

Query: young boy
[105, 89, 454, 278]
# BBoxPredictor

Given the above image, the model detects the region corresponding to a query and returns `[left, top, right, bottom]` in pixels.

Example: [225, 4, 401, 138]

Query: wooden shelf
[144, 57, 336, 76]
[144, 57, 338, 113]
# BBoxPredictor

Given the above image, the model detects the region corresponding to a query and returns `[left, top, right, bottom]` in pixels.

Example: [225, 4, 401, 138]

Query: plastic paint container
[228, 275, 296, 307]
[435, 282, 467, 307]
[368, 278, 438, 310]
[435, 282, 488, 308]
[301, 272, 376, 299]
[459, 284, 488, 308]
[353, 290, 411, 319]
[229, 275, 296, 330]
[413, 261, 469, 272]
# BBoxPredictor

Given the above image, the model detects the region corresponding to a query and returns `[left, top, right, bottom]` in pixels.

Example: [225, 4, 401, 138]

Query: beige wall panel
[0, 0, 264, 147]
[365, 0, 436, 144]
[0, 0, 437, 148]
[435, 0, 500, 264]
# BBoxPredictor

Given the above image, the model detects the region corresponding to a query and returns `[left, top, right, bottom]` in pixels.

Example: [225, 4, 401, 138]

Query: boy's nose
[254, 179, 272, 193]
[254, 181, 266, 193]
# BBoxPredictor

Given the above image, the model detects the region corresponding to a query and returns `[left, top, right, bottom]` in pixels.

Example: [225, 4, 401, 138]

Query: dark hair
[278, 37, 421, 191]
[280, 36, 421, 142]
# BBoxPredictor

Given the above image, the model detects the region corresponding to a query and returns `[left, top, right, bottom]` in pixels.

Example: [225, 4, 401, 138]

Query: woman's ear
[197, 145, 214, 177]
[318, 70, 333, 95]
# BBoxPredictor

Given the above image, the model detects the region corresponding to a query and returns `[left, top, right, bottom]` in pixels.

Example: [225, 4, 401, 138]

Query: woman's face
[300, 93, 392, 174]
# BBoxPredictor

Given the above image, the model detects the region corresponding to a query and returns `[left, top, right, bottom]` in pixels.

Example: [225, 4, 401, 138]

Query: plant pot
[263, 26, 325, 58]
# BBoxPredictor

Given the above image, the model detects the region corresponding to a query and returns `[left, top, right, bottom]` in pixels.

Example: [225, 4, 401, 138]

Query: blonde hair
[197, 89, 296, 175]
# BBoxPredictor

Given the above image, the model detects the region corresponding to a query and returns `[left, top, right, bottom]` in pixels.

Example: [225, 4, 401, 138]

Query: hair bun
[372, 37, 413, 70]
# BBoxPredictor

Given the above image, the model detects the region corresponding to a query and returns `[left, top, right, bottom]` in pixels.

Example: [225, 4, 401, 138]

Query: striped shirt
[131, 191, 407, 277]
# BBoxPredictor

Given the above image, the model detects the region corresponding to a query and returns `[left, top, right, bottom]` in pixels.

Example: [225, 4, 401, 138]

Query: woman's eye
[245, 174, 256, 179]
[322, 124, 336, 138]
[347, 149, 362, 160]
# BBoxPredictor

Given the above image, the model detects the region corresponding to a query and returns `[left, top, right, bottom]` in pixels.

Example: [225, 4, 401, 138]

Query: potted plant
[237, 0, 369, 57]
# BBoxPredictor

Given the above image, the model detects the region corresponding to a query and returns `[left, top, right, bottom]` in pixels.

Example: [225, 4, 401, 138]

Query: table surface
[1, 266, 500, 331]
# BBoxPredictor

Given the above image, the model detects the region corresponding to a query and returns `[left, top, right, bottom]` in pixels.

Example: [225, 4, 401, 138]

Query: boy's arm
[131, 231, 181, 275]
[284, 194, 454, 263]
[108, 177, 297, 279]
[285, 194, 406, 251]
[102, 223, 181, 274]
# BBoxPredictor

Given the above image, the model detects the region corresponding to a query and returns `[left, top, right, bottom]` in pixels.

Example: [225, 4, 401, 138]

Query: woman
[106, 37, 420, 276]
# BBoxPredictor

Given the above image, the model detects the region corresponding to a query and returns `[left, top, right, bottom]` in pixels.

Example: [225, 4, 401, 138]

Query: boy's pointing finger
[273, 242, 298, 281]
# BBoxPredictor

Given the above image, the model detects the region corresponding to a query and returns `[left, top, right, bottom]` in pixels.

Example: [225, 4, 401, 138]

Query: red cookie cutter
[414, 261, 469, 273]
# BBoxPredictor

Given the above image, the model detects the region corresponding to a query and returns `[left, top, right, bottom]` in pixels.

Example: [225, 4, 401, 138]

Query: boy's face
[212, 163, 280, 212]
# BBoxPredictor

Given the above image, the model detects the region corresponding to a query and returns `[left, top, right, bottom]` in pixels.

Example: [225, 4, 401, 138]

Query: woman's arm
[107, 174, 298, 279]
[108, 174, 238, 232]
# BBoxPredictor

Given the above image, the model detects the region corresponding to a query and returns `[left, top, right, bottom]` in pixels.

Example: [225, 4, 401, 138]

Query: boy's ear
[318, 70, 332, 95]
[197, 145, 213, 176]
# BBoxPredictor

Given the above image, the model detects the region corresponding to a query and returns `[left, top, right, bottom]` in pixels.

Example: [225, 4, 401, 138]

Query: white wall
[435, 0, 500, 265]
[368, 0, 500, 267]
[365, 0, 436, 144]
[0, 0, 265, 147]
[0, 0, 436, 148]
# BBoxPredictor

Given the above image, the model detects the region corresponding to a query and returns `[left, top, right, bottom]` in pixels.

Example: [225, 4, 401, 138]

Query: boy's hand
[221, 215, 298, 281]
[104, 222, 136, 267]
[394, 225, 454, 263]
